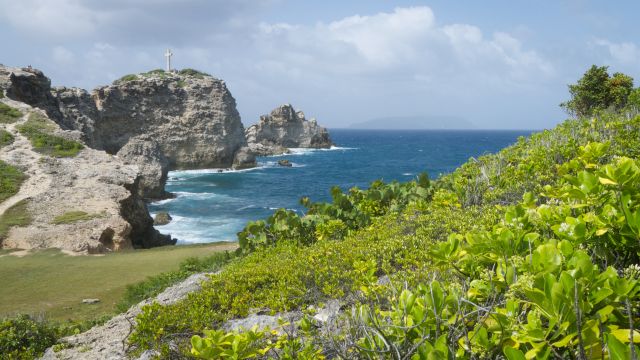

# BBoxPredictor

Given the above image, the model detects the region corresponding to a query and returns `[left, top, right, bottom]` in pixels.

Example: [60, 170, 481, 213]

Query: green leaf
[503, 346, 526, 360]
[607, 333, 631, 360]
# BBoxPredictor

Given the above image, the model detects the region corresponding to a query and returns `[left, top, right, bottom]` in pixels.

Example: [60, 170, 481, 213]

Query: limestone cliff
[0, 100, 173, 253]
[245, 104, 333, 156]
[1, 65, 256, 198]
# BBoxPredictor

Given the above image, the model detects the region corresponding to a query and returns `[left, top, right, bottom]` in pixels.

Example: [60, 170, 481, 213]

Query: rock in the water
[116, 135, 169, 199]
[246, 104, 333, 156]
[277, 159, 292, 167]
[154, 212, 172, 225]
[82, 298, 100, 304]
[232, 146, 257, 170]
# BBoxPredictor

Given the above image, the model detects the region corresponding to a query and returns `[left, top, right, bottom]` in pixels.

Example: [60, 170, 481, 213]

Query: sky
[1, 1, 639, 129]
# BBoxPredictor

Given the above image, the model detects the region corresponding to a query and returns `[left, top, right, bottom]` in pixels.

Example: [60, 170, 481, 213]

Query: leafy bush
[178, 68, 210, 78]
[0, 129, 15, 147]
[17, 113, 83, 157]
[0, 103, 22, 123]
[238, 173, 432, 253]
[115, 251, 234, 313]
[0, 160, 25, 203]
[130, 112, 640, 358]
[561, 65, 637, 117]
[115, 74, 138, 83]
[51, 211, 105, 224]
[0, 199, 32, 240]
[0, 314, 58, 359]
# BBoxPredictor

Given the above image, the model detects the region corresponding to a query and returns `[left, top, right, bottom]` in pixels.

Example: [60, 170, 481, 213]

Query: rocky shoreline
[0, 65, 333, 254]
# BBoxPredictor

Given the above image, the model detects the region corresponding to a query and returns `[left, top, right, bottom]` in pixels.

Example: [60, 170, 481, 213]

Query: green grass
[0, 103, 22, 123]
[0, 242, 237, 322]
[178, 68, 210, 78]
[115, 74, 138, 83]
[0, 161, 26, 203]
[51, 211, 105, 225]
[17, 113, 83, 157]
[0, 130, 14, 147]
[0, 199, 32, 240]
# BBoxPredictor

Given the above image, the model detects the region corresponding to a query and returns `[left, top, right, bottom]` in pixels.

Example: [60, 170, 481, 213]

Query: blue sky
[1, 0, 638, 129]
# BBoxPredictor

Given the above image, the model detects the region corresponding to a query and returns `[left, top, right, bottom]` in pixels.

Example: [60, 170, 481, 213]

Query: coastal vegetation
[0, 200, 32, 240]
[0, 102, 22, 123]
[50, 211, 106, 225]
[0, 160, 26, 203]
[4, 65, 640, 358]
[126, 67, 640, 358]
[17, 112, 83, 157]
[0, 129, 15, 147]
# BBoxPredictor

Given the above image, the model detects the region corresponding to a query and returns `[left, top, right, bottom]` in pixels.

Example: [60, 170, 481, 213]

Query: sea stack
[245, 104, 333, 156]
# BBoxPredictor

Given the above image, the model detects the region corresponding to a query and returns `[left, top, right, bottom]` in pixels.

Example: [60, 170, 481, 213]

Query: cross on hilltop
[164, 49, 173, 72]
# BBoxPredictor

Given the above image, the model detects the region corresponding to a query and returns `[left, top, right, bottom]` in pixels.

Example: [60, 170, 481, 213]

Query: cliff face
[0, 99, 173, 253]
[246, 104, 333, 156]
[53, 72, 253, 170]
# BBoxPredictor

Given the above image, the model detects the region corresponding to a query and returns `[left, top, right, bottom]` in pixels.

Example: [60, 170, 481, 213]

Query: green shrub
[0, 315, 58, 359]
[130, 113, 640, 358]
[17, 113, 83, 157]
[0, 90, 4, 98]
[115, 74, 138, 83]
[178, 68, 210, 78]
[0, 103, 22, 123]
[0, 161, 25, 203]
[0, 130, 14, 147]
[115, 251, 234, 313]
[51, 211, 105, 225]
[0, 199, 32, 240]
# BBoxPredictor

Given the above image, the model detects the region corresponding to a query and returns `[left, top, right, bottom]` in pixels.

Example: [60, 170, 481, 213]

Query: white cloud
[594, 39, 640, 64]
[252, 6, 553, 86]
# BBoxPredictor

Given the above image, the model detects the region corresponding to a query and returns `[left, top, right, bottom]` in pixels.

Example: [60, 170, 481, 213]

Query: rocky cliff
[1, 66, 256, 198]
[0, 99, 173, 253]
[245, 104, 333, 156]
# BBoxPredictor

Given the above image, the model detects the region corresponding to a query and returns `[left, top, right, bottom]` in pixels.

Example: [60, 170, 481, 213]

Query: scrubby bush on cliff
[130, 110, 640, 358]
[0, 103, 22, 123]
[17, 113, 83, 157]
[178, 68, 210, 78]
[0, 160, 25, 203]
[0, 129, 15, 147]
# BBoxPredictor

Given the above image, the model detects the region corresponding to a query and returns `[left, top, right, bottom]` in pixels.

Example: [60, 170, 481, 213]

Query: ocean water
[149, 129, 532, 244]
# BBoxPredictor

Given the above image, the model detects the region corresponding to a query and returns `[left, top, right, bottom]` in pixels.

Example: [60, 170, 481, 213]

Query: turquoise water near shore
[149, 129, 532, 244]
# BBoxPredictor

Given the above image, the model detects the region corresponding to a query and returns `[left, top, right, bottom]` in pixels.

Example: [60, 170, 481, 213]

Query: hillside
[38, 110, 640, 359]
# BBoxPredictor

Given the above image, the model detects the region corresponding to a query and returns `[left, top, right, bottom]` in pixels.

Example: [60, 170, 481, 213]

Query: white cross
[164, 48, 173, 72]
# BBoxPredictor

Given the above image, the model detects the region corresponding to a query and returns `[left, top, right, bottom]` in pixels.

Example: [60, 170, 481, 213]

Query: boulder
[246, 104, 332, 156]
[116, 135, 170, 199]
[232, 146, 257, 170]
[154, 212, 172, 225]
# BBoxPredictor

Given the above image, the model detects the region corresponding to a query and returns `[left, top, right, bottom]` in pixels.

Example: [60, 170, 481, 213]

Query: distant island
[349, 115, 474, 130]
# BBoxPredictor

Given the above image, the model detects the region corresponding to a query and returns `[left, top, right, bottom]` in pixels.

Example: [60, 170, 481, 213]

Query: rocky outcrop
[1, 64, 255, 200]
[53, 72, 249, 170]
[0, 100, 173, 253]
[245, 104, 333, 156]
[116, 135, 169, 199]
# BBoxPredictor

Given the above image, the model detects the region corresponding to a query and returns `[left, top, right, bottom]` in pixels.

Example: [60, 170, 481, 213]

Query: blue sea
[149, 129, 532, 244]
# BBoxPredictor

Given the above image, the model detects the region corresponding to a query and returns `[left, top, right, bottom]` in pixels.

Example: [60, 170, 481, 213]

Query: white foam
[272, 146, 357, 157]
[169, 166, 263, 176]
[402, 172, 413, 176]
